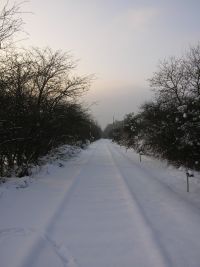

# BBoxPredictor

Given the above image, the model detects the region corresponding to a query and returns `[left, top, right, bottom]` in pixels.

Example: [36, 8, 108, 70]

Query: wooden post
[186, 170, 194, 192]
[186, 173, 189, 192]
[139, 151, 143, 162]
[186, 169, 194, 192]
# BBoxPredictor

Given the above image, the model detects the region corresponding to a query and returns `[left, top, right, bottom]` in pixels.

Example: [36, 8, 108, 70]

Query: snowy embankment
[1, 139, 200, 267]
[114, 141, 200, 205]
[121, 145, 200, 208]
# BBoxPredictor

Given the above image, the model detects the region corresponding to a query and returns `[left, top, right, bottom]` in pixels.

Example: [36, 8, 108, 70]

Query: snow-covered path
[1, 139, 200, 267]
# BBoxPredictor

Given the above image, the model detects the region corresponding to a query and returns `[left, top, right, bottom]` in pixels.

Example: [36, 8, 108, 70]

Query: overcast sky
[18, 0, 200, 127]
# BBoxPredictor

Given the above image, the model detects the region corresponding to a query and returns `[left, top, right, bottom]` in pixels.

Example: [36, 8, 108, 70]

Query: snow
[177, 105, 187, 113]
[1, 139, 200, 266]
[183, 113, 187, 118]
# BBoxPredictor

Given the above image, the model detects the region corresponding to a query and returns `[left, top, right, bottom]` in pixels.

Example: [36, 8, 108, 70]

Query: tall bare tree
[0, 1, 25, 49]
[27, 47, 92, 110]
[184, 44, 200, 97]
[149, 57, 188, 106]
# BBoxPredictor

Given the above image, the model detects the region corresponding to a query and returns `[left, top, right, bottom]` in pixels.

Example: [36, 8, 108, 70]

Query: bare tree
[149, 57, 188, 106]
[0, 47, 95, 177]
[184, 43, 200, 97]
[0, 1, 25, 49]
[27, 47, 92, 109]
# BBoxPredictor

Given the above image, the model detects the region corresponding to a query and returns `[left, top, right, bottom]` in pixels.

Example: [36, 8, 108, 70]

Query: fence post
[186, 172, 189, 192]
[186, 170, 194, 192]
[139, 151, 142, 162]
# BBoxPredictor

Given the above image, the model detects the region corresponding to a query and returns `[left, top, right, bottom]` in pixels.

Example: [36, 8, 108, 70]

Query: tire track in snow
[108, 142, 200, 267]
[111, 142, 200, 215]
[106, 142, 173, 267]
[0, 227, 77, 267]
[12, 143, 98, 267]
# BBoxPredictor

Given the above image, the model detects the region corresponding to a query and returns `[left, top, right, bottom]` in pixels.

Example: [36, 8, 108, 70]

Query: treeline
[0, 3, 101, 178]
[105, 44, 200, 170]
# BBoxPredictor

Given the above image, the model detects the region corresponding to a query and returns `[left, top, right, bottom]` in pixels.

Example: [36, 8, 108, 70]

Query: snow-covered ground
[1, 139, 200, 267]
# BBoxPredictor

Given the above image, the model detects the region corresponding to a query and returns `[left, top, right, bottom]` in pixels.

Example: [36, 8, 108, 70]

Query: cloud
[127, 8, 159, 29]
[112, 7, 159, 32]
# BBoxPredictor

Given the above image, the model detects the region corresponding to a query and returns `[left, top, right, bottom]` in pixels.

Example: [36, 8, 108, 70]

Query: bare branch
[0, 1, 27, 49]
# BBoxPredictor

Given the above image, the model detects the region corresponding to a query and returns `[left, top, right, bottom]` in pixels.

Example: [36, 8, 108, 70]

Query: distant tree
[103, 123, 114, 139]
[111, 121, 124, 144]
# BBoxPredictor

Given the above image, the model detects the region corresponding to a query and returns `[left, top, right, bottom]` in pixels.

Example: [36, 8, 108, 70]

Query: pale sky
[16, 0, 200, 127]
